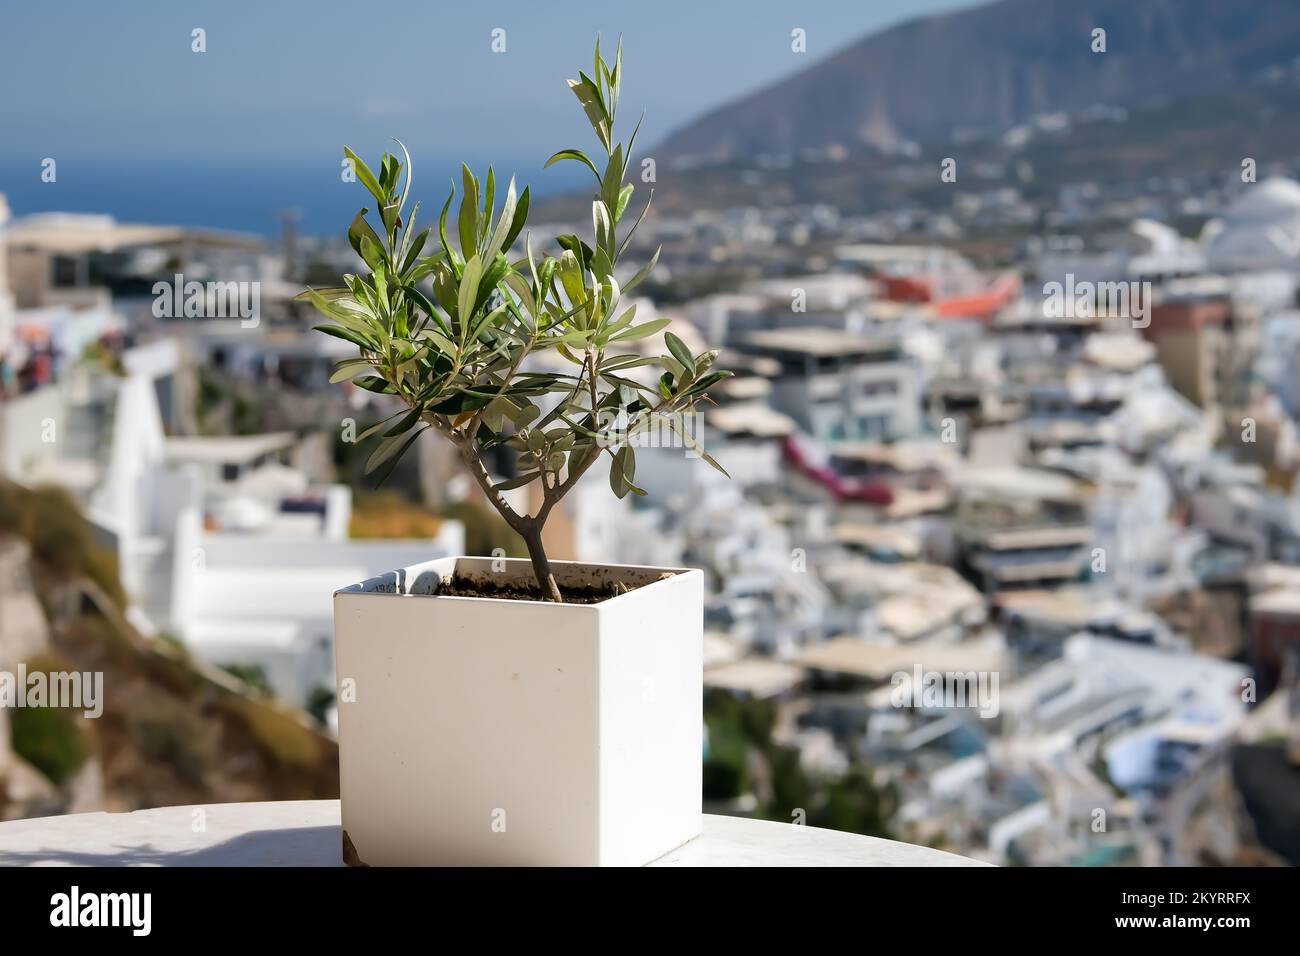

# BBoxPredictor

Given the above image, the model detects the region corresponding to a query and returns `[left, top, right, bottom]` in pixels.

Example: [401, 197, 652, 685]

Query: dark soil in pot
[438, 571, 675, 604]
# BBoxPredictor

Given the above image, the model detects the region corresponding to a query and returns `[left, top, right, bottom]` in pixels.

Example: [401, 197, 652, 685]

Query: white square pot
[333, 556, 703, 866]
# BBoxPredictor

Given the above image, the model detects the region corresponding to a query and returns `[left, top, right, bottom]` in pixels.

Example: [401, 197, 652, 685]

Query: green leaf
[597, 374, 655, 396]
[592, 200, 613, 263]
[599, 356, 659, 375]
[502, 186, 530, 253]
[468, 302, 510, 346]
[608, 445, 644, 497]
[605, 303, 637, 336]
[394, 139, 413, 221]
[568, 73, 611, 147]
[475, 253, 510, 317]
[659, 355, 687, 381]
[457, 254, 482, 334]
[488, 178, 520, 261]
[304, 288, 372, 333]
[353, 375, 394, 394]
[611, 38, 623, 109]
[417, 327, 457, 356]
[622, 245, 660, 295]
[402, 284, 453, 338]
[616, 183, 634, 221]
[481, 167, 495, 246]
[294, 285, 349, 302]
[428, 386, 500, 415]
[355, 411, 410, 444]
[382, 406, 423, 437]
[556, 235, 593, 274]
[405, 253, 442, 284]
[314, 324, 374, 351]
[365, 426, 426, 485]
[667, 416, 731, 479]
[611, 317, 670, 342]
[503, 272, 536, 320]
[681, 370, 733, 399]
[359, 234, 385, 273]
[601, 143, 624, 219]
[626, 111, 644, 160]
[610, 446, 630, 498]
[458, 164, 479, 259]
[508, 402, 542, 428]
[437, 187, 462, 275]
[345, 147, 385, 206]
[347, 208, 383, 260]
[328, 359, 372, 383]
[556, 250, 586, 314]
[550, 329, 592, 347]
[400, 229, 430, 276]
[664, 331, 696, 377]
[544, 149, 602, 182]
[492, 472, 539, 492]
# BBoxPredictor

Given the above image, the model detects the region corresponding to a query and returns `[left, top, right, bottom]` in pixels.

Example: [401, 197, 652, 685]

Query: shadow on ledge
[0, 825, 344, 867]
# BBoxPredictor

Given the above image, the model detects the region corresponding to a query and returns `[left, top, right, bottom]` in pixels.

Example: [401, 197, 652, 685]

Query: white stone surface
[0, 800, 989, 867]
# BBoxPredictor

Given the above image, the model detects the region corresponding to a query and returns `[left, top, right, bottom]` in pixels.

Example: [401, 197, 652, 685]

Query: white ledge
[0, 800, 989, 867]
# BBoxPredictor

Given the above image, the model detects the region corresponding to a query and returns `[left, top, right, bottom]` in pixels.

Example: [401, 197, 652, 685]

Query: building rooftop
[737, 327, 898, 360]
[796, 636, 1005, 682]
[831, 439, 960, 473]
[165, 432, 298, 466]
[704, 658, 805, 699]
[1250, 587, 1300, 618]
[708, 402, 797, 439]
[7, 213, 266, 254]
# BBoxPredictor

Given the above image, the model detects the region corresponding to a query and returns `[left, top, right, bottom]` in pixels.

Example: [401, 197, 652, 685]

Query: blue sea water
[0, 153, 588, 239]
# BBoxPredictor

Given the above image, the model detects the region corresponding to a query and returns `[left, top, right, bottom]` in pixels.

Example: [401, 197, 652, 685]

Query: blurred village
[1, 163, 1299, 866]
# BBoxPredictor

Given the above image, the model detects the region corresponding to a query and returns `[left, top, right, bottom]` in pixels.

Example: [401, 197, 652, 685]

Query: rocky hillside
[659, 0, 1300, 164]
[0, 483, 338, 823]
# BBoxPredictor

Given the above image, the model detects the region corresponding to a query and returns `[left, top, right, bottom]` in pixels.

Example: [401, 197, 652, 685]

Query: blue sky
[1, 0, 979, 161]
[0, 0, 981, 233]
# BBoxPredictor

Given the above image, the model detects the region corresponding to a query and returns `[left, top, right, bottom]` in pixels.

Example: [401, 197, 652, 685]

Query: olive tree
[304, 41, 730, 601]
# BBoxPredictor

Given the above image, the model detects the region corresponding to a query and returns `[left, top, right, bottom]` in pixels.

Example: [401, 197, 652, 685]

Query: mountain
[659, 0, 1300, 165]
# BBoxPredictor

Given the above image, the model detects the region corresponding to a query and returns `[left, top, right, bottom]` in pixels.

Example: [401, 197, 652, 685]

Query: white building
[9, 337, 463, 708]
[735, 327, 921, 442]
[999, 635, 1247, 776]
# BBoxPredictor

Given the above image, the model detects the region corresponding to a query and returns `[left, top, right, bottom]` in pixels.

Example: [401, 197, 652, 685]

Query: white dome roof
[1221, 178, 1300, 223]
[1204, 178, 1300, 270]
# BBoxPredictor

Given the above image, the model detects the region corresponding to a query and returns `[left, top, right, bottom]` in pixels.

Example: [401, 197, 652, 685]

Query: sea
[0, 153, 590, 239]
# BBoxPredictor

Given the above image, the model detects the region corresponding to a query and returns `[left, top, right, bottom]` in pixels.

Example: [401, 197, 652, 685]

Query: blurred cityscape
[2, 0, 1300, 867]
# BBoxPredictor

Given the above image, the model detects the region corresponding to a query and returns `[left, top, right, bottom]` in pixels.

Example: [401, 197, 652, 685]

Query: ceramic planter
[333, 556, 703, 866]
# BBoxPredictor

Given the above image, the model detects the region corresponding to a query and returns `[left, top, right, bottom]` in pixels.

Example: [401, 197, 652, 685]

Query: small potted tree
[308, 41, 731, 866]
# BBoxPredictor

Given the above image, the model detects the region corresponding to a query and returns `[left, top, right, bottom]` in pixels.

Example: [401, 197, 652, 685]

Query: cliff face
[659, 0, 1300, 164]
[0, 483, 339, 822]
[0, 539, 58, 819]
[0, 539, 50, 667]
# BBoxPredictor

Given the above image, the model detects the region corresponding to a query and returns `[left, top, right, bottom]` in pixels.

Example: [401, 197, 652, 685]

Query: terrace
[0, 801, 990, 867]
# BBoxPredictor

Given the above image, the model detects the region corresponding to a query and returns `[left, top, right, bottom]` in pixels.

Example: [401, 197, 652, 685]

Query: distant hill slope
[659, 0, 1300, 164]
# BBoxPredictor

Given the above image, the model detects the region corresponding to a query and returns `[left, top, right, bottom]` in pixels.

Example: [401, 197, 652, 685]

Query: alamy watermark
[50, 886, 150, 936]
[890, 665, 1000, 718]
[1042, 273, 1150, 328]
[152, 274, 260, 328]
[0, 665, 103, 718]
